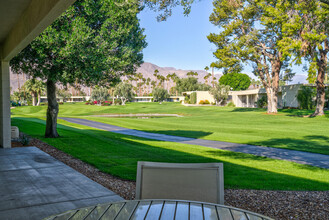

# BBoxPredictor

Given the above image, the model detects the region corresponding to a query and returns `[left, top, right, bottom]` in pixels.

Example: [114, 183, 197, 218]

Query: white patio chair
[135, 161, 224, 204]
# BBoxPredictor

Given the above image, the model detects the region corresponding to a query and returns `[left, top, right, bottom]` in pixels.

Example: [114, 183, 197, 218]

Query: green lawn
[11, 117, 329, 191]
[12, 102, 329, 155]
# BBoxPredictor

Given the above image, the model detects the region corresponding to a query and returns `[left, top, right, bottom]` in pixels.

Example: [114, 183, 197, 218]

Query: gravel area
[12, 137, 329, 220]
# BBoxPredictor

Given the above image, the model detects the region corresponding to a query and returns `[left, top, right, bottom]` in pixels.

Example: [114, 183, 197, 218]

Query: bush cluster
[199, 100, 210, 105]
[226, 102, 236, 107]
[257, 96, 267, 108]
[296, 86, 316, 110]
[85, 100, 115, 106]
[190, 92, 197, 104]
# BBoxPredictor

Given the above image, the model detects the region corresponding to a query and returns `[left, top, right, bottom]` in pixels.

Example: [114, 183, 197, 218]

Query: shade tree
[208, 0, 294, 114]
[210, 83, 230, 106]
[114, 82, 134, 105]
[152, 87, 170, 103]
[219, 72, 251, 91]
[280, 0, 329, 116]
[10, 0, 147, 137]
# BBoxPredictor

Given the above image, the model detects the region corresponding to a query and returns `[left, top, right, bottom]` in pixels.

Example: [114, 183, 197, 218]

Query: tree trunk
[37, 93, 41, 106]
[121, 98, 126, 105]
[312, 51, 327, 116]
[266, 87, 278, 113]
[45, 80, 59, 138]
[32, 92, 37, 106]
[265, 58, 281, 114]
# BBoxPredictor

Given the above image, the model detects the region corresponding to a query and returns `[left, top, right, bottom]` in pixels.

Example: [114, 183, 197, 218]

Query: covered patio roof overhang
[0, 0, 76, 148]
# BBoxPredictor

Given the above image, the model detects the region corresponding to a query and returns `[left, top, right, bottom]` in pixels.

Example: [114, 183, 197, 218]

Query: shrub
[59, 102, 64, 105]
[297, 86, 316, 110]
[91, 87, 110, 102]
[153, 88, 170, 102]
[102, 101, 112, 106]
[226, 102, 236, 107]
[190, 92, 197, 104]
[114, 99, 122, 105]
[257, 96, 267, 108]
[184, 96, 190, 104]
[20, 134, 30, 146]
[199, 100, 210, 105]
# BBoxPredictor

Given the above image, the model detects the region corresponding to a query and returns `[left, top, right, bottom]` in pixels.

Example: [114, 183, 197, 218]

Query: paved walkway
[61, 117, 329, 169]
[0, 147, 122, 220]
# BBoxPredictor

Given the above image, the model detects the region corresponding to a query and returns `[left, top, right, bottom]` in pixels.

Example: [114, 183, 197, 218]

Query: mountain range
[10, 62, 222, 93]
[136, 62, 222, 84]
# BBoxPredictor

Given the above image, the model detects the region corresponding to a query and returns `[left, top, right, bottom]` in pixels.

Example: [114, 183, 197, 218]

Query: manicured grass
[11, 117, 329, 191]
[12, 102, 329, 155]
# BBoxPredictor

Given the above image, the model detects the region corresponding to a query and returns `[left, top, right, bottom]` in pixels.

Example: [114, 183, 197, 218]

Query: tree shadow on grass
[305, 135, 329, 142]
[230, 108, 266, 112]
[205, 149, 327, 172]
[11, 117, 329, 191]
[230, 107, 329, 118]
[279, 109, 314, 117]
[248, 137, 329, 156]
[139, 130, 213, 139]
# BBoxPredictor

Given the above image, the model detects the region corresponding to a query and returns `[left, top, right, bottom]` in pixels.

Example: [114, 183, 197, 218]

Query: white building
[132, 96, 184, 103]
[182, 91, 216, 104]
[182, 84, 305, 108]
[40, 96, 91, 103]
[230, 84, 302, 108]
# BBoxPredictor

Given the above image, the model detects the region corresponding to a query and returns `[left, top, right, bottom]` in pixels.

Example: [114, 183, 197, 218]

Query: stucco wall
[229, 85, 303, 108]
[281, 84, 302, 108]
[196, 91, 215, 104]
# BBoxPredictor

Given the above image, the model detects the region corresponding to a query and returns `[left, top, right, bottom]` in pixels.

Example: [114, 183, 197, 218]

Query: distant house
[182, 84, 308, 108]
[40, 96, 91, 103]
[230, 84, 302, 108]
[40, 95, 184, 103]
[132, 96, 184, 103]
[182, 91, 215, 105]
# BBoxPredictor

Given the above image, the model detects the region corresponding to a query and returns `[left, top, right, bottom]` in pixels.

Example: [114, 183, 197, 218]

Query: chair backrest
[135, 161, 224, 204]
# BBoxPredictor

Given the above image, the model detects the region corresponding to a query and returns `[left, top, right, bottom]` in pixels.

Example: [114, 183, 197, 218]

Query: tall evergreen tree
[208, 0, 293, 113]
[280, 0, 329, 116]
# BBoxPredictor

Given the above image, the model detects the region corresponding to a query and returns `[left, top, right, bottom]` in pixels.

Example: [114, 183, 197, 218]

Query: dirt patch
[12, 137, 329, 219]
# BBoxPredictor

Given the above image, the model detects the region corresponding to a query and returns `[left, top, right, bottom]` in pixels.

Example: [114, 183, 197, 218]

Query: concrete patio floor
[0, 147, 123, 220]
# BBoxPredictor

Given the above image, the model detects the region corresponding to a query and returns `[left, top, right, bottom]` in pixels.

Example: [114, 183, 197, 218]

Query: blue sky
[138, 1, 307, 83]
[138, 1, 217, 71]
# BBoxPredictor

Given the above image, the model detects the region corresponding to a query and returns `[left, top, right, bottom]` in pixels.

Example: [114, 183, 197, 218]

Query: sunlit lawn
[12, 102, 329, 155]
[11, 117, 329, 191]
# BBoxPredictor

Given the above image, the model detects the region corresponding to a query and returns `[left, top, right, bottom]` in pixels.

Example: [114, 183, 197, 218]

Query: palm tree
[210, 64, 216, 87]
[136, 73, 144, 96]
[141, 77, 146, 96]
[24, 79, 38, 106]
[151, 80, 157, 92]
[204, 73, 212, 85]
[146, 77, 151, 95]
[166, 74, 171, 92]
[34, 80, 46, 106]
[158, 75, 165, 88]
[153, 69, 159, 86]
[170, 73, 179, 96]
[186, 71, 198, 77]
